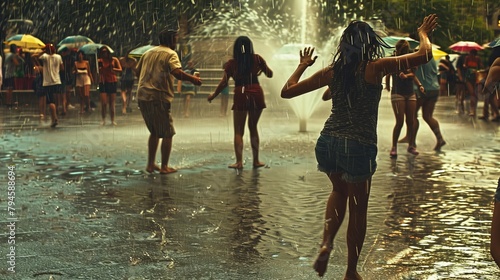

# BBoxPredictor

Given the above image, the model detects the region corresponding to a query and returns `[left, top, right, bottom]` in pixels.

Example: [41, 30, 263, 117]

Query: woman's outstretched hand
[300, 47, 317, 67]
[417, 14, 438, 36]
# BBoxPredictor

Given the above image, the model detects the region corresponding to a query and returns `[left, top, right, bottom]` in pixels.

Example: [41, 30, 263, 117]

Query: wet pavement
[0, 91, 499, 279]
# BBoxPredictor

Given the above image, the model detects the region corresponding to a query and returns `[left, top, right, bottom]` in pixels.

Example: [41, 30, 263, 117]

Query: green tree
[365, 0, 494, 51]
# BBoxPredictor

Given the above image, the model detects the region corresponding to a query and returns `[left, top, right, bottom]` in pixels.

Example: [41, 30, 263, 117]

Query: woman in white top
[74, 50, 94, 113]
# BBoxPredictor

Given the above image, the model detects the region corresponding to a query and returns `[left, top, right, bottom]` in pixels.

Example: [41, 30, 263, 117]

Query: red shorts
[232, 84, 266, 111]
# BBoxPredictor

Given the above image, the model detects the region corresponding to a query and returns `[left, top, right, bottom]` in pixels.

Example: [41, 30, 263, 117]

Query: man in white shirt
[34, 43, 63, 127]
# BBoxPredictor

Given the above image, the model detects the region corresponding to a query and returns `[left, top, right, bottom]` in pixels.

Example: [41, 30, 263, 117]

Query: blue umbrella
[382, 36, 419, 49]
[129, 44, 157, 59]
[78, 43, 114, 55]
[57, 35, 94, 49]
[489, 36, 500, 48]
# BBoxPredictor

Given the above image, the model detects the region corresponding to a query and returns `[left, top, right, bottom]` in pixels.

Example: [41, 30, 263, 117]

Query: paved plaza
[0, 92, 499, 279]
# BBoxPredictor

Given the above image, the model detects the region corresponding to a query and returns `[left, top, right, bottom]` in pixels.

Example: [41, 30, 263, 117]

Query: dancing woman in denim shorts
[281, 15, 438, 279]
[486, 59, 500, 267]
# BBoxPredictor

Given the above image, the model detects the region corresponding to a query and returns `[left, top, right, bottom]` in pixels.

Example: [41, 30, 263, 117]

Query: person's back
[324, 71, 382, 146]
[40, 53, 62, 86]
[4, 52, 18, 79]
[137, 45, 179, 102]
[225, 54, 269, 86]
[465, 52, 482, 70]
[413, 59, 446, 150]
[120, 56, 136, 82]
[416, 59, 439, 91]
[122, 65, 135, 80]
[136, 28, 201, 175]
[280, 14, 438, 279]
[456, 54, 466, 76]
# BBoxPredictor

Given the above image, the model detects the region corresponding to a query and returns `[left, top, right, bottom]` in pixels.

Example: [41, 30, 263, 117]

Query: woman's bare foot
[313, 245, 332, 277]
[160, 167, 177, 174]
[146, 165, 161, 173]
[434, 139, 446, 151]
[344, 271, 363, 280]
[253, 162, 265, 169]
[228, 163, 243, 169]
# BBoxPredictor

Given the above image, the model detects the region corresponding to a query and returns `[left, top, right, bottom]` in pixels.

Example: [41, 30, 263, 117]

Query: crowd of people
[437, 48, 500, 121]
[2, 14, 500, 279]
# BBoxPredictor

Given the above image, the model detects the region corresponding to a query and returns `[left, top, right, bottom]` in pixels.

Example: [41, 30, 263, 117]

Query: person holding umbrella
[463, 49, 484, 116]
[98, 46, 121, 125]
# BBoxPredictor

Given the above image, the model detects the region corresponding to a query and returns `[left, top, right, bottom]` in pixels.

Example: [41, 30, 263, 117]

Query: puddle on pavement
[0, 104, 499, 279]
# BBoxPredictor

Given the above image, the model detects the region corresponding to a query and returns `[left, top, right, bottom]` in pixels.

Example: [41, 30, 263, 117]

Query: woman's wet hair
[233, 36, 254, 76]
[331, 20, 390, 96]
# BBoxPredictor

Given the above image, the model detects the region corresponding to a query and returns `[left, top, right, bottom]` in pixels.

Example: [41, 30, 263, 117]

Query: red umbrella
[449, 41, 483, 53]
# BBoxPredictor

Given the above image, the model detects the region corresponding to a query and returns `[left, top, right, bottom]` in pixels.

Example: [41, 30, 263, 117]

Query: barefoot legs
[314, 173, 371, 279]
[146, 135, 176, 174]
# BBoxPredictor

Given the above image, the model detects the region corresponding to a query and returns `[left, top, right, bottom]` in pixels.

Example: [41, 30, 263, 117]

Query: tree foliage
[1, 0, 498, 56]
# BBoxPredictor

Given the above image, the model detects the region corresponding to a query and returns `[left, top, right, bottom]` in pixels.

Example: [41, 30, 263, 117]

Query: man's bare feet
[253, 162, 265, 168]
[228, 163, 243, 169]
[313, 245, 332, 277]
[146, 165, 161, 173]
[344, 271, 363, 280]
[160, 167, 177, 174]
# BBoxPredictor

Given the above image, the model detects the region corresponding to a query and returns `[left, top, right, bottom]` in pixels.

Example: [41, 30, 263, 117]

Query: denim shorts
[495, 178, 500, 202]
[315, 134, 377, 183]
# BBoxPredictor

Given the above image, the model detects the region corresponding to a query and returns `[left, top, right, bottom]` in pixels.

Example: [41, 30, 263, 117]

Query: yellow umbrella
[5, 34, 45, 50]
[3, 47, 43, 54]
[432, 48, 448, 61]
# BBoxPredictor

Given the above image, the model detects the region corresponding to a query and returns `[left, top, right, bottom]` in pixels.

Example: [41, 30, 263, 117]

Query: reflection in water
[1, 96, 500, 278]
[230, 170, 264, 260]
[384, 152, 499, 278]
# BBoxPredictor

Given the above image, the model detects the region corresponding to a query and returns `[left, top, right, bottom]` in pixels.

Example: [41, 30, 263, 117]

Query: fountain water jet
[189, 2, 339, 132]
[278, 0, 328, 132]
